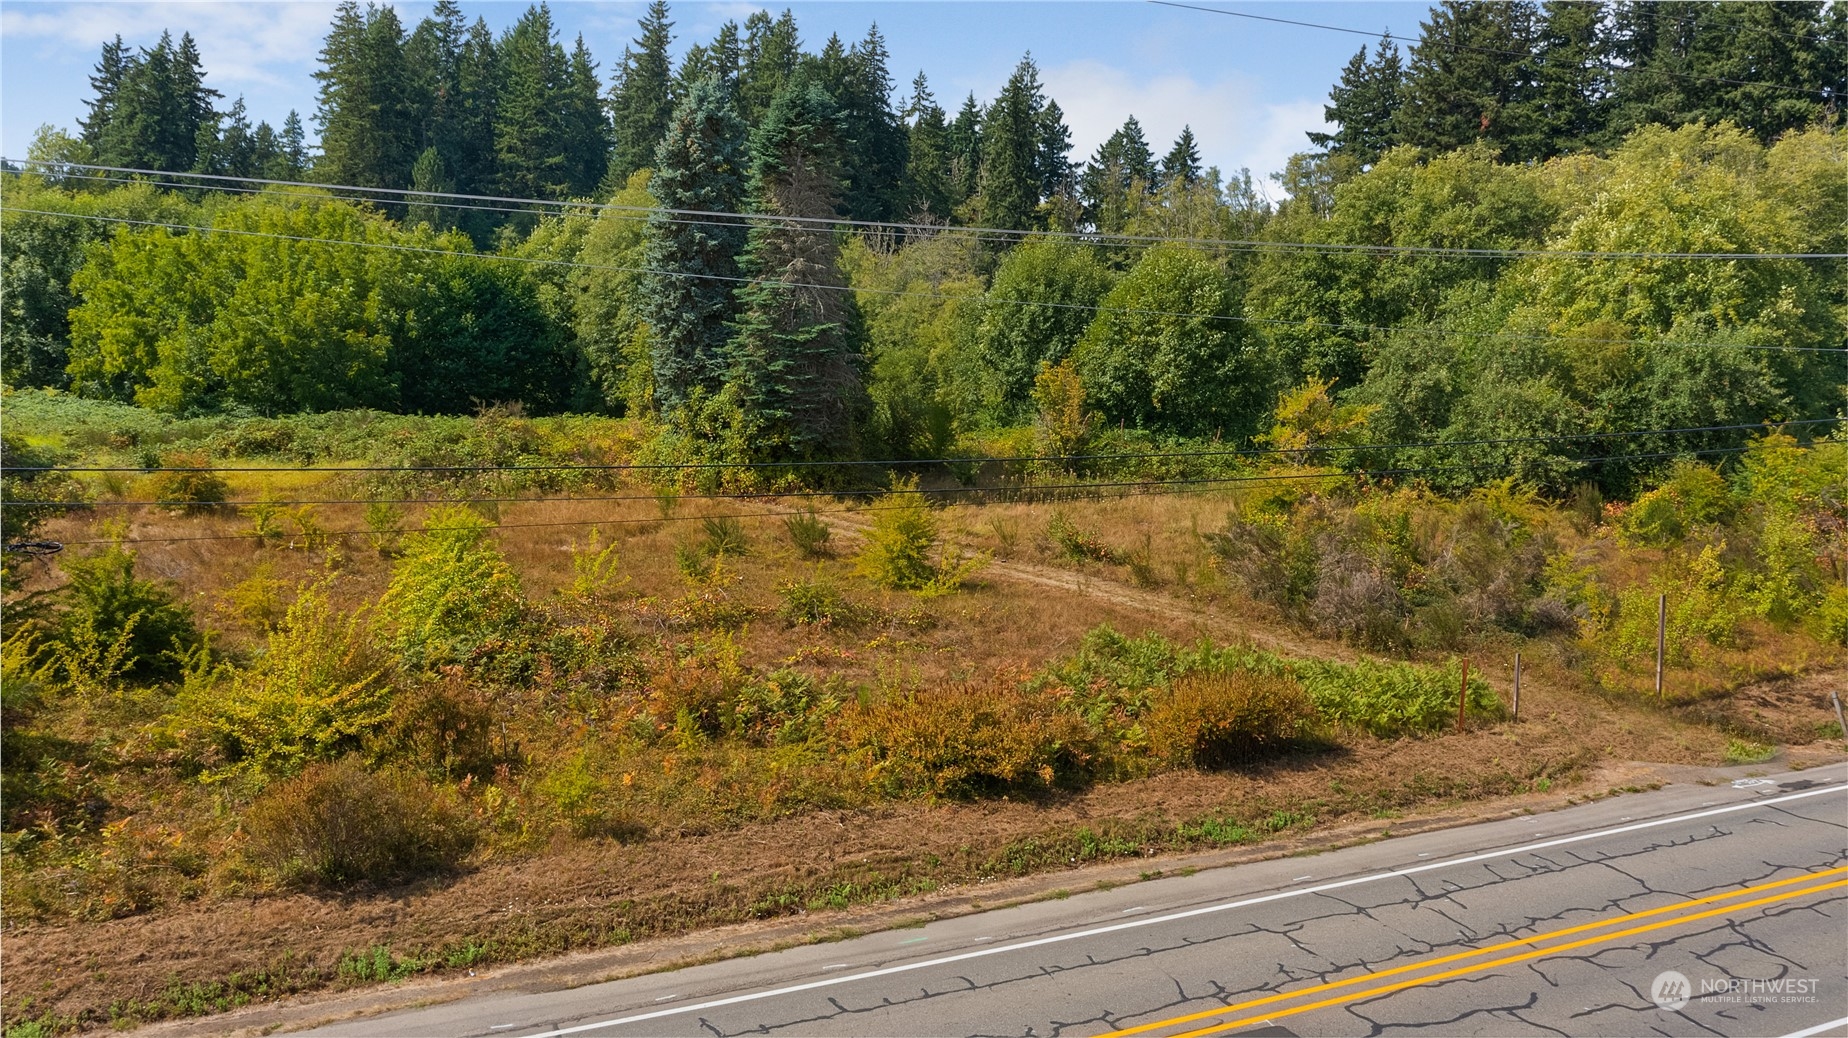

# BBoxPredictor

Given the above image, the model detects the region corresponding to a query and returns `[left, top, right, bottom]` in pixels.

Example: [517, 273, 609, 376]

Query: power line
[10, 159, 1846, 262]
[0, 445, 1771, 511]
[7, 206, 1840, 357]
[1147, 0, 1838, 99]
[11, 418, 1836, 476]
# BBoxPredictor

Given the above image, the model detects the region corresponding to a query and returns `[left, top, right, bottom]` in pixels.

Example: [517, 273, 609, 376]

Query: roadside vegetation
[3, 0, 1845, 1031]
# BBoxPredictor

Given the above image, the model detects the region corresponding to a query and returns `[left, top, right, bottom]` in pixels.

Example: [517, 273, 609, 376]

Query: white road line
[522, 782, 1848, 1038]
[1782, 1015, 1848, 1038]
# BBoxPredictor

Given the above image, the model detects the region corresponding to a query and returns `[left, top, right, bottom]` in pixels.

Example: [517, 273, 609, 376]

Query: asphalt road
[305, 764, 1848, 1038]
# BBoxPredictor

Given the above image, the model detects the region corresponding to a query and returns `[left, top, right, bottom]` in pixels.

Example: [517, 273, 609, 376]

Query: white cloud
[1042, 58, 1328, 193]
[3, 3, 337, 93]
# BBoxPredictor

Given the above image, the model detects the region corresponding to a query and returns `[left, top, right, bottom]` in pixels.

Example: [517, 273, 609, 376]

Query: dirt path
[821, 514, 1357, 663]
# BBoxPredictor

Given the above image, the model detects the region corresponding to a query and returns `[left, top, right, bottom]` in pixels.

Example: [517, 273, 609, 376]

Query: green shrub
[1812, 586, 1848, 646]
[778, 573, 853, 626]
[566, 526, 624, 600]
[242, 756, 469, 886]
[783, 509, 833, 558]
[380, 506, 524, 670]
[835, 680, 1093, 798]
[536, 748, 626, 838]
[1292, 657, 1501, 738]
[856, 477, 982, 594]
[1618, 461, 1733, 547]
[173, 580, 392, 783]
[1047, 511, 1122, 563]
[144, 452, 230, 514]
[1043, 625, 1499, 740]
[44, 542, 200, 685]
[699, 514, 751, 558]
[1144, 671, 1314, 768]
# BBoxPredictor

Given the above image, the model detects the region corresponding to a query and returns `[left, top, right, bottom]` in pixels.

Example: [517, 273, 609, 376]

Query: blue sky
[2, 1, 1430, 198]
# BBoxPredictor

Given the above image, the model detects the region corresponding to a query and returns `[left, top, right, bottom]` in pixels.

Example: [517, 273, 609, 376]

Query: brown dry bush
[242, 756, 472, 887]
[833, 679, 1095, 798]
[1144, 671, 1315, 769]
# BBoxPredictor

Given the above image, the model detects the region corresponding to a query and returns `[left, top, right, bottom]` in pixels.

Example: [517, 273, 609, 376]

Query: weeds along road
[302, 764, 1848, 1038]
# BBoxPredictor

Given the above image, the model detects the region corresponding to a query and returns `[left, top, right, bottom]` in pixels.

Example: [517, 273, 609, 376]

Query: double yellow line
[1097, 865, 1848, 1038]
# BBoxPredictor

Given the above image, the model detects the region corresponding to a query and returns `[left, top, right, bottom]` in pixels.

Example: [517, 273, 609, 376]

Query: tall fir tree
[726, 78, 866, 459]
[675, 20, 741, 98]
[978, 54, 1048, 233]
[95, 30, 220, 173]
[1162, 125, 1202, 187]
[1080, 115, 1157, 231]
[1393, 1, 1542, 161]
[609, 0, 675, 182]
[561, 35, 611, 196]
[1037, 98, 1075, 200]
[902, 72, 953, 219]
[1308, 33, 1404, 164]
[269, 110, 309, 179]
[640, 76, 749, 411]
[314, 2, 417, 190]
[945, 92, 983, 209]
[404, 0, 466, 161]
[80, 36, 130, 146]
[739, 9, 802, 124]
[451, 19, 499, 190]
[494, 4, 570, 200]
[807, 25, 908, 222]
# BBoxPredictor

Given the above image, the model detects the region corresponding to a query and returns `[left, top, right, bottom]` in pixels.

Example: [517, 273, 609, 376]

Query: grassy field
[2, 391, 1844, 1034]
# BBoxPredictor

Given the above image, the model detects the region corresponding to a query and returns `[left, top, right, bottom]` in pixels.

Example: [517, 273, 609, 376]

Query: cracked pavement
[302, 766, 1848, 1038]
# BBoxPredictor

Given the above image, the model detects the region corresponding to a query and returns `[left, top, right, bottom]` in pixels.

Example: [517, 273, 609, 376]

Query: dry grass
[6, 481, 1844, 1033]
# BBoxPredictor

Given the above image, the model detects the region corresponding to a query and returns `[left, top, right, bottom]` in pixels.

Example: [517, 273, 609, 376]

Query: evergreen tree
[1162, 125, 1202, 188]
[494, 4, 569, 200]
[726, 79, 866, 458]
[194, 96, 259, 178]
[452, 19, 498, 195]
[903, 72, 953, 219]
[740, 9, 801, 124]
[1394, 1, 1542, 161]
[1525, 2, 1607, 158]
[1605, 1, 1834, 145]
[1080, 116, 1156, 232]
[838, 25, 909, 222]
[675, 20, 741, 97]
[1308, 33, 1403, 165]
[94, 30, 220, 173]
[269, 111, 309, 179]
[609, 0, 675, 182]
[80, 36, 130, 146]
[1037, 99, 1075, 200]
[945, 93, 983, 208]
[561, 35, 610, 196]
[407, 146, 457, 230]
[979, 54, 1048, 233]
[404, 0, 466, 160]
[640, 76, 749, 411]
[314, 3, 417, 190]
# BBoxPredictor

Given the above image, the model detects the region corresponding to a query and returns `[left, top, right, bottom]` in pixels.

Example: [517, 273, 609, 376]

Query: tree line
[3, 0, 1843, 489]
[1311, 0, 1846, 168]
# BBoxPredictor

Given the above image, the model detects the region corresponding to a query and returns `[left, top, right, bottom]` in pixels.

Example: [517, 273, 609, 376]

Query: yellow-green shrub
[855, 477, 982, 594]
[144, 451, 229, 514]
[380, 505, 523, 670]
[834, 680, 1092, 798]
[1144, 671, 1314, 769]
[173, 581, 391, 783]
